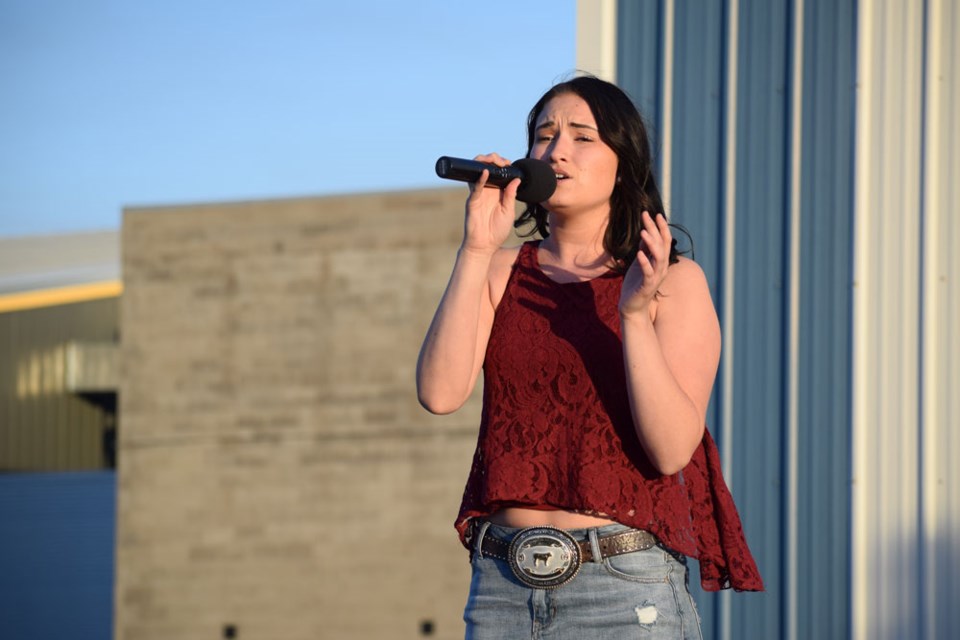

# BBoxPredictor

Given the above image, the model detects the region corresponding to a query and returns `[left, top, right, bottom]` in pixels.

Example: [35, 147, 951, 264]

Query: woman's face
[528, 93, 619, 216]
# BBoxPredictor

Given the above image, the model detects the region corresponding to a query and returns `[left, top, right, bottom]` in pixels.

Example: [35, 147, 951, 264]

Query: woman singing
[417, 75, 762, 639]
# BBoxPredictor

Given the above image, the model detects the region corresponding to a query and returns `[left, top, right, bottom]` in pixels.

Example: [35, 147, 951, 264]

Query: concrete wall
[117, 187, 489, 639]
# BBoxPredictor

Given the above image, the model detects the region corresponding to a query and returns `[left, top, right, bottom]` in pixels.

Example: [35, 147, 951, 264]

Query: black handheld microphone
[435, 156, 557, 203]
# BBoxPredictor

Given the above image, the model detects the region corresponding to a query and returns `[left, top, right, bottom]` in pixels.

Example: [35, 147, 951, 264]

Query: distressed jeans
[464, 522, 702, 640]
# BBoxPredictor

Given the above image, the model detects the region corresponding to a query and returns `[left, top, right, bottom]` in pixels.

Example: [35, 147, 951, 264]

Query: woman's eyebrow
[535, 120, 598, 132]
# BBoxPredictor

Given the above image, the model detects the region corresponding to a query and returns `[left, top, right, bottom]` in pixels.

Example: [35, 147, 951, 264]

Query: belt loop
[474, 520, 492, 559]
[587, 527, 603, 563]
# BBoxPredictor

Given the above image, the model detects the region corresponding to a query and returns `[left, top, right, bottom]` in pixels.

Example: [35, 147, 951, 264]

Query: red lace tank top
[455, 241, 763, 591]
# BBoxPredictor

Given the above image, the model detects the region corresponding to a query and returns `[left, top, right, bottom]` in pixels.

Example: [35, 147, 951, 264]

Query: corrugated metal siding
[852, 1, 960, 639]
[922, 3, 960, 637]
[0, 298, 119, 470]
[610, 0, 960, 637]
[616, 1, 856, 638]
[615, 6, 724, 636]
[851, 1, 925, 638]
[620, 1, 741, 635]
[727, 5, 792, 639]
[0, 472, 116, 640]
[796, 2, 855, 639]
[616, 1, 665, 151]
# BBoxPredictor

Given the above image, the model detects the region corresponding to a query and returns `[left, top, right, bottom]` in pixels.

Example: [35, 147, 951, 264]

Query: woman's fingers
[472, 152, 513, 187]
[474, 153, 512, 167]
[468, 153, 512, 195]
[469, 168, 490, 193]
[501, 177, 521, 203]
[462, 154, 520, 254]
[620, 212, 675, 316]
[639, 211, 672, 266]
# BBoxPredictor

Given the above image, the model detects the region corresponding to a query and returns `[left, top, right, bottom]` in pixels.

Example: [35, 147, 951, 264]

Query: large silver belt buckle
[508, 526, 582, 589]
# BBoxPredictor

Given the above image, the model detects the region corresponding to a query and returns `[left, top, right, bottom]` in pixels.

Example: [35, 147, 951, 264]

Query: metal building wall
[604, 0, 856, 638]
[0, 297, 119, 470]
[580, 0, 960, 638]
[793, 3, 856, 639]
[0, 471, 117, 639]
[851, 1, 960, 639]
[920, 4, 960, 637]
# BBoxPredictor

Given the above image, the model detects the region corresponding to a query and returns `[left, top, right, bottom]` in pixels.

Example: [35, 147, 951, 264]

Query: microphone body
[435, 156, 557, 203]
[435, 157, 524, 188]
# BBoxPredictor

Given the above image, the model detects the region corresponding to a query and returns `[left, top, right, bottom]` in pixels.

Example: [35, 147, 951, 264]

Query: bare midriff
[487, 507, 619, 530]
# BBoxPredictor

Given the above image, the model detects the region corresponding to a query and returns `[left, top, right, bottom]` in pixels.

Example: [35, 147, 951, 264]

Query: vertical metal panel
[0, 298, 118, 470]
[575, 0, 618, 81]
[604, 1, 958, 637]
[615, 1, 857, 639]
[0, 471, 116, 639]
[785, 1, 804, 637]
[796, 2, 856, 640]
[616, 0, 664, 146]
[662, 0, 727, 310]
[921, 1, 960, 638]
[851, 1, 926, 638]
[619, 1, 772, 637]
[656, 5, 730, 631]
[727, 2, 791, 638]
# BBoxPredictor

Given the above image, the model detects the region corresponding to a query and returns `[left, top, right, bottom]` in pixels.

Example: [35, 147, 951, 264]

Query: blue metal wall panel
[0, 472, 117, 640]
[616, 0, 664, 151]
[665, 3, 731, 636]
[728, 2, 791, 638]
[666, 0, 727, 307]
[796, 1, 856, 638]
[620, 1, 731, 635]
[616, 0, 857, 638]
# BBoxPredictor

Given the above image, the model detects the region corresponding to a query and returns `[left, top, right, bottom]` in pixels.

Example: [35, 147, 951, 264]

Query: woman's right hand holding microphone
[461, 153, 520, 257]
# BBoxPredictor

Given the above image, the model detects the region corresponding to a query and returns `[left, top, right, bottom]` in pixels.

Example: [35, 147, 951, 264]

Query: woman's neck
[542, 209, 610, 270]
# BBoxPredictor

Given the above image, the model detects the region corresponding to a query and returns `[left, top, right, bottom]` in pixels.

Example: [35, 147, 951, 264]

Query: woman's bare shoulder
[654, 256, 715, 316]
[663, 255, 710, 291]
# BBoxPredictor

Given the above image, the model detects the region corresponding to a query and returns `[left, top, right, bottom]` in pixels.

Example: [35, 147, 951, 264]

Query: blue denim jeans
[464, 521, 702, 639]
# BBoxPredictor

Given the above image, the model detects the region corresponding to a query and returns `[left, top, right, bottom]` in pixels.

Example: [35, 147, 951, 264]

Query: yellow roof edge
[0, 280, 123, 314]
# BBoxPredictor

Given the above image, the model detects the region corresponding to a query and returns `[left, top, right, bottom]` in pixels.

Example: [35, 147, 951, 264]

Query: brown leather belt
[475, 524, 660, 588]
[479, 526, 658, 564]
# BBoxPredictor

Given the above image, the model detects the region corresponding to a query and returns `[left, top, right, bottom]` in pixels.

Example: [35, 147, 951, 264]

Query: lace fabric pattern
[455, 242, 763, 592]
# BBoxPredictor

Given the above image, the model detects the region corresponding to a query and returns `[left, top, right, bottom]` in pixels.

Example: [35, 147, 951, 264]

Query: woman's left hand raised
[619, 211, 673, 318]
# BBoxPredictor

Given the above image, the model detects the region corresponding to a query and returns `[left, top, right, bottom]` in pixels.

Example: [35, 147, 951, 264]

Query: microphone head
[512, 158, 557, 203]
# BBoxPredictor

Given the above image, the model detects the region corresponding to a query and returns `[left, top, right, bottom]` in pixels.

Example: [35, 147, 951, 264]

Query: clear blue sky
[0, 0, 576, 238]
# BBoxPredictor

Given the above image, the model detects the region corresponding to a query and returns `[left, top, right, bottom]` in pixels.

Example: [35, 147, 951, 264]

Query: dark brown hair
[516, 75, 682, 268]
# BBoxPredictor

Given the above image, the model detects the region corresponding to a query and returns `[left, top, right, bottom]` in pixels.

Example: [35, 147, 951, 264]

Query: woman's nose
[547, 134, 569, 162]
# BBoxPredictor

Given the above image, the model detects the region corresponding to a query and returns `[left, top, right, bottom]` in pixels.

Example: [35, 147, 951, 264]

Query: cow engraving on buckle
[508, 526, 582, 589]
